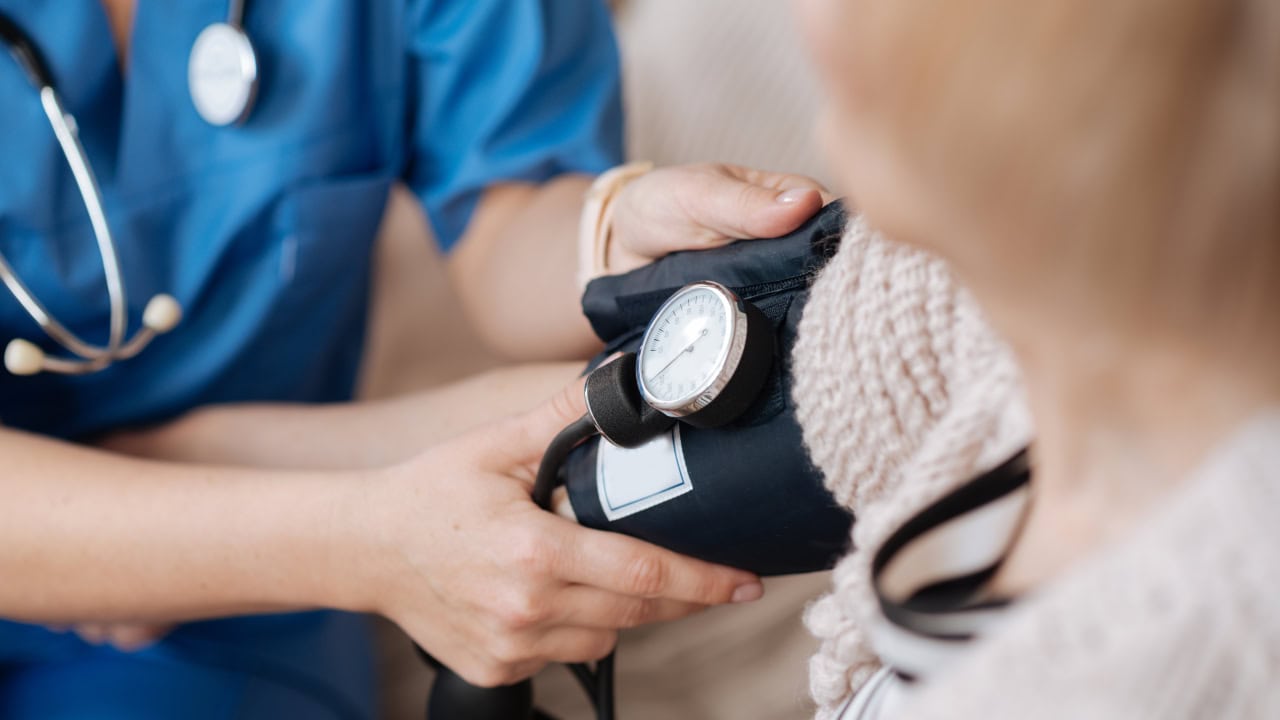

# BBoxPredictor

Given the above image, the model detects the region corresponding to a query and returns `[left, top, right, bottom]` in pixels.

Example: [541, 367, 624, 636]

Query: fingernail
[775, 189, 812, 205]
[731, 582, 764, 603]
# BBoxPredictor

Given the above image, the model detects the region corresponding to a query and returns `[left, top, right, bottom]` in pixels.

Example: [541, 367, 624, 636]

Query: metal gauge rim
[636, 281, 748, 417]
[188, 22, 259, 127]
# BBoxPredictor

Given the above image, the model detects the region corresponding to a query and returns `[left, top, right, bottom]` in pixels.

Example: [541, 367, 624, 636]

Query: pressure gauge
[636, 281, 775, 428]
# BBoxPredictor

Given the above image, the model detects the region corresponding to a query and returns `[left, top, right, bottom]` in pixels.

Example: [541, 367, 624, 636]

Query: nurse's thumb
[693, 169, 826, 241]
[505, 377, 589, 465]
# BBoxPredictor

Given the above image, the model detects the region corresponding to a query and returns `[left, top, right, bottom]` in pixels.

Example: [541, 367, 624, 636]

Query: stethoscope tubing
[0, 11, 182, 375]
[0, 12, 53, 88]
[228, 0, 248, 28]
[33, 86, 130, 359]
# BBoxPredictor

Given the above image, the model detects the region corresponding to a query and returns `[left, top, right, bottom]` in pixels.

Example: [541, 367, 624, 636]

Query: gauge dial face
[637, 284, 736, 410]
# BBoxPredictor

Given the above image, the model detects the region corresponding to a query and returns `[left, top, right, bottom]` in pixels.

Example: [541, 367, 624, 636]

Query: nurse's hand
[451, 162, 829, 360]
[607, 163, 832, 277]
[357, 381, 764, 688]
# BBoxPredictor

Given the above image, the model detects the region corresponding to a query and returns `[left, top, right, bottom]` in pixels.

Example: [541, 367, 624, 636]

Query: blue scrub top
[0, 0, 623, 439]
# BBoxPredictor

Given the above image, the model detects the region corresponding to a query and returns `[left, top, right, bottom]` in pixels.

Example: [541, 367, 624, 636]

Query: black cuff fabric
[565, 201, 855, 576]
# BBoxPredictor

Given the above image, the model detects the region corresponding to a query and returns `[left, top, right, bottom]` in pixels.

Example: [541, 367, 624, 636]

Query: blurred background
[358, 1, 833, 717]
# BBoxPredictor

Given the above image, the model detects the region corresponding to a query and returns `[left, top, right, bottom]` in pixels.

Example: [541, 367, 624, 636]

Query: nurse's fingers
[551, 487, 575, 520]
[679, 163, 828, 242]
[448, 629, 614, 686]
[551, 586, 707, 629]
[534, 627, 619, 665]
[478, 377, 588, 475]
[553, 524, 763, 606]
[445, 651, 545, 689]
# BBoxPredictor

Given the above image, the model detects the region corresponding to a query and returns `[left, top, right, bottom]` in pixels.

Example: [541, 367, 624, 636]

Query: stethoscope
[0, 4, 260, 376]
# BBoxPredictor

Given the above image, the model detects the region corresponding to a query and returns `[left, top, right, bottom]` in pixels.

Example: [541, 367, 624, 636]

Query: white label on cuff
[596, 425, 693, 521]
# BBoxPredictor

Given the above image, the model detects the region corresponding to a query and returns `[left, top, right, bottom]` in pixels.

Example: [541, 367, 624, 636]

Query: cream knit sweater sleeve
[791, 218, 1033, 717]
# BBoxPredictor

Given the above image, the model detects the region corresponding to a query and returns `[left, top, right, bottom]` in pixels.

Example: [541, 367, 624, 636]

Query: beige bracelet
[578, 161, 654, 291]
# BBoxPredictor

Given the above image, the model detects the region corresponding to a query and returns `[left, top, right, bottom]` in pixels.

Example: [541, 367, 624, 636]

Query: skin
[1, 383, 763, 687]
[99, 0, 828, 362]
[80, 362, 579, 650]
[795, 0, 1279, 598]
[101, 363, 585, 471]
[1, 0, 825, 677]
[451, 167, 828, 360]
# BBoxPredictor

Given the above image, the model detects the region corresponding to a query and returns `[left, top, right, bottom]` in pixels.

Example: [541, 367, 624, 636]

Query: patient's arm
[100, 363, 580, 470]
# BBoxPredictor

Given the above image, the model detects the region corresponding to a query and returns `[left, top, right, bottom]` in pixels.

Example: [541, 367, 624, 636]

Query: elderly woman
[790, 0, 1278, 717]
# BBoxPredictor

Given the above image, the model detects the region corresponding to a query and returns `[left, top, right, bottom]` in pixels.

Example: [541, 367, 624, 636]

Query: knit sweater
[791, 219, 1280, 718]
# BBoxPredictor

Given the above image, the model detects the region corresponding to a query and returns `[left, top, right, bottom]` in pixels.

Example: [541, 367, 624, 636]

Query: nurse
[0, 1, 827, 717]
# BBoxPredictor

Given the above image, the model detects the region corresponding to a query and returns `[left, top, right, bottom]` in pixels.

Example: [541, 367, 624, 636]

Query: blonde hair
[838, 0, 1279, 347]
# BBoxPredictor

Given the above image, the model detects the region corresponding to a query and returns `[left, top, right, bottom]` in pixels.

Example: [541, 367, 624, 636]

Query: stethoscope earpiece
[142, 294, 183, 334]
[5, 338, 45, 376]
[1, 293, 182, 377]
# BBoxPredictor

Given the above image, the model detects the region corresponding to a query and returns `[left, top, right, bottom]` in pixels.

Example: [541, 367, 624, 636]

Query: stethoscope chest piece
[188, 22, 258, 127]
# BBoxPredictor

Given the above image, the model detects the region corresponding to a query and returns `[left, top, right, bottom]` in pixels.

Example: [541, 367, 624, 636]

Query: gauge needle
[652, 328, 708, 380]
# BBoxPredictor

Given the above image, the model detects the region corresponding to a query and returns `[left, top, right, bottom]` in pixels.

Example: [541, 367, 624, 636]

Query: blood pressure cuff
[564, 201, 854, 576]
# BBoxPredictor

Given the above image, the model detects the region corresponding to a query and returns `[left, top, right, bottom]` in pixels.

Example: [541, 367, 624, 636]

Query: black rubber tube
[531, 414, 616, 720]
[596, 652, 616, 720]
[532, 415, 598, 509]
